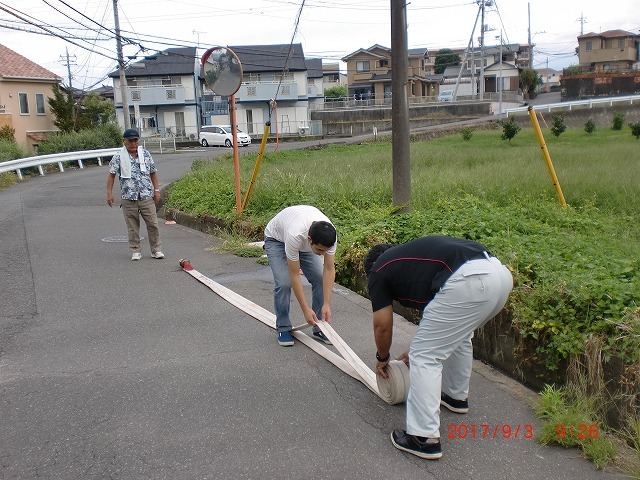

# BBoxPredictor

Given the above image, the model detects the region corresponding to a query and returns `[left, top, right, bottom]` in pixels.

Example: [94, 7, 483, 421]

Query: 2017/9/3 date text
[447, 423, 534, 439]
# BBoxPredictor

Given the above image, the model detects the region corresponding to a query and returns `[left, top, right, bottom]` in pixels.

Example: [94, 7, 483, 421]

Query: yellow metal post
[527, 106, 567, 208]
[241, 123, 271, 211]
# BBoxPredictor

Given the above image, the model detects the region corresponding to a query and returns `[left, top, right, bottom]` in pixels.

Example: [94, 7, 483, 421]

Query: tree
[48, 84, 75, 133]
[497, 117, 521, 142]
[519, 68, 542, 100]
[434, 49, 461, 75]
[75, 92, 115, 129]
[324, 85, 348, 101]
[550, 114, 567, 137]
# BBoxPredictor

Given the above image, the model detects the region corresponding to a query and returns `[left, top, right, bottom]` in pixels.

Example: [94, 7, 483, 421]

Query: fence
[505, 94, 640, 116]
[0, 148, 120, 180]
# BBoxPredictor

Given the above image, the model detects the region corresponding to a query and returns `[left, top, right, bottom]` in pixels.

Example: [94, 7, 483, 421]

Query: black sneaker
[312, 330, 332, 345]
[390, 429, 442, 460]
[440, 392, 469, 413]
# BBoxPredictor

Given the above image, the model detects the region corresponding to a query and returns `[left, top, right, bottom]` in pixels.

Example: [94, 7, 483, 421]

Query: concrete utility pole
[479, 0, 486, 100]
[113, 0, 131, 129]
[390, 0, 411, 213]
[528, 2, 533, 68]
[60, 47, 76, 91]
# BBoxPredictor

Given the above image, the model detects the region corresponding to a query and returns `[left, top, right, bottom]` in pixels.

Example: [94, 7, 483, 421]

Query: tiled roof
[108, 47, 198, 78]
[0, 44, 61, 80]
[579, 29, 639, 39]
[228, 44, 307, 73]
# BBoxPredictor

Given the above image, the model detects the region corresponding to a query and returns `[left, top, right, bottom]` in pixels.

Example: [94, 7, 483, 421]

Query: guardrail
[0, 148, 120, 180]
[505, 94, 640, 116]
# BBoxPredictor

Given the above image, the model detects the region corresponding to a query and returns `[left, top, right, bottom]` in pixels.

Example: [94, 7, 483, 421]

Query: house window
[356, 61, 370, 72]
[35, 93, 46, 114]
[274, 72, 294, 82]
[379, 59, 388, 68]
[19, 92, 29, 114]
[586, 41, 592, 52]
[243, 73, 261, 83]
[166, 90, 176, 100]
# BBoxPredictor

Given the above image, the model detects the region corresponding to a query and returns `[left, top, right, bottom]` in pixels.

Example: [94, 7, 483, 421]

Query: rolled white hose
[376, 360, 410, 405]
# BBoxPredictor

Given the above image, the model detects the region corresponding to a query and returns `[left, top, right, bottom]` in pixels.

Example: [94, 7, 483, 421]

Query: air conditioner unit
[299, 127, 307, 135]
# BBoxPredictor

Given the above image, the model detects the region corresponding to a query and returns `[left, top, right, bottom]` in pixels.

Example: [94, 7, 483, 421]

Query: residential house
[577, 30, 640, 73]
[213, 44, 314, 136]
[108, 46, 200, 139]
[321, 62, 347, 92]
[341, 44, 440, 104]
[537, 68, 561, 92]
[0, 44, 61, 150]
[304, 58, 325, 111]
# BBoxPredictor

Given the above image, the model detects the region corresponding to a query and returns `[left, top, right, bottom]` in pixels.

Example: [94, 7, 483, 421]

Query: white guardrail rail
[505, 94, 640, 116]
[0, 148, 120, 180]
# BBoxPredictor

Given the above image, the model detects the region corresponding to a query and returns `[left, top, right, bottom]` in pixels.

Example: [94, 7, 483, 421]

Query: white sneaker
[151, 251, 165, 259]
[131, 252, 142, 261]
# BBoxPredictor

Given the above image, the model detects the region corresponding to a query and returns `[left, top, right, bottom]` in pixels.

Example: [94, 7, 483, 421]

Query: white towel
[119, 146, 147, 179]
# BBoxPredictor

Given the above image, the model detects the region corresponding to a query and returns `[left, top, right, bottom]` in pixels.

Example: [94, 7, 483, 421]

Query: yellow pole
[241, 123, 271, 211]
[527, 106, 567, 208]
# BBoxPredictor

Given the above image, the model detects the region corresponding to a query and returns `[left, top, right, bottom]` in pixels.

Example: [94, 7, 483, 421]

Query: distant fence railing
[0, 148, 120, 180]
[505, 94, 640, 116]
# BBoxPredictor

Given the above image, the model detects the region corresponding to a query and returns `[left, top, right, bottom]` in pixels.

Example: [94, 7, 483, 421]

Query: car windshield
[221, 126, 244, 133]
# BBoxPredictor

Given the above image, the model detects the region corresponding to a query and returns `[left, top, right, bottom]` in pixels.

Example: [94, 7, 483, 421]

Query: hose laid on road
[179, 259, 409, 404]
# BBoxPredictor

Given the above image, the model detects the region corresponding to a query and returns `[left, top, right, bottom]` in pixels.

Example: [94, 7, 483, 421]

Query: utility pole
[390, 0, 411, 213]
[528, 2, 533, 68]
[479, 0, 485, 100]
[60, 47, 76, 91]
[577, 12, 587, 35]
[113, 0, 131, 129]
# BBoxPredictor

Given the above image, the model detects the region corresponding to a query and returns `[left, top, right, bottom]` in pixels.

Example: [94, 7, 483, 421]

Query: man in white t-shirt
[263, 205, 337, 346]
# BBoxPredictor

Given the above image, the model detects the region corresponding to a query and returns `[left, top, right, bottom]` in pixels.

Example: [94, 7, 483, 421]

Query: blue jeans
[264, 237, 324, 334]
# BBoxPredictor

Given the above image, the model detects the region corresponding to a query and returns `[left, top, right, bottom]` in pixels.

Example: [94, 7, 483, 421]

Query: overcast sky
[1, 0, 638, 90]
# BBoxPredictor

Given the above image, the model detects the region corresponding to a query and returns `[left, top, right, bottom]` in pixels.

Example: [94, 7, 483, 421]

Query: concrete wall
[312, 102, 491, 136]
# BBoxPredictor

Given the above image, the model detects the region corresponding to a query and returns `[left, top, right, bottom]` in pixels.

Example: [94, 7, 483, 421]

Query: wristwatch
[376, 351, 390, 362]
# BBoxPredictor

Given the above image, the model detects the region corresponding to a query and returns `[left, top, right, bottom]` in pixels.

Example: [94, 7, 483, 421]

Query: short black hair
[308, 221, 336, 248]
[363, 243, 396, 277]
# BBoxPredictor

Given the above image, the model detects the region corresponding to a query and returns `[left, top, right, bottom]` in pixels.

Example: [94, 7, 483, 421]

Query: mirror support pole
[230, 95, 242, 214]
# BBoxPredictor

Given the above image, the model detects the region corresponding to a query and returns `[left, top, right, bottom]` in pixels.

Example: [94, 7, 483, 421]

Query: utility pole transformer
[113, 0, 131, 129]
[390, 0, 411, 213]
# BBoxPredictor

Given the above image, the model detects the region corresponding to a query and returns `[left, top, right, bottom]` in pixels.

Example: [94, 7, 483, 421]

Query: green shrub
[584, 119, 596, 134]
[629, 122, 640, 140]
[37, 123, 121, 154]
[0, 125, 15, 142]
[612, 112, 625, 130]
[551, 114, 567, 137]
[497, 117, 521, 141]
[0, 138, 26, 162]
[460, 127, 474, 141]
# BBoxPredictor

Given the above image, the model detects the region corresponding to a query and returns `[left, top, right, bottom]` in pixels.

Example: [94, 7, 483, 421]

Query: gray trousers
[121, 198, 162, 253]
[406, 255, 513, 438]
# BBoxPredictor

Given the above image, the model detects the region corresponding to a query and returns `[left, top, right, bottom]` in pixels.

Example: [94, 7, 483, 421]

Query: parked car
[199, 125, 252, 147]
[437, 90, 454, 102]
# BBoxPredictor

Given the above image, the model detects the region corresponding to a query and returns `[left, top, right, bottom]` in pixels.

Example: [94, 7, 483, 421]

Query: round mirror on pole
[201, 47, 243, 96]
[201, 46, 244, 213]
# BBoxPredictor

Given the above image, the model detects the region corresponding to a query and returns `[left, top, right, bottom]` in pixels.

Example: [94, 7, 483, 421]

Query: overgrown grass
[536, 384, 618, 469]
[166, 127, 640, 372]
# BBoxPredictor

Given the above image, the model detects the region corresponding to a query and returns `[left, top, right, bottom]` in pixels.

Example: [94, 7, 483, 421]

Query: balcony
[235, 82, 300, 102]
[125, 84, 187, 106]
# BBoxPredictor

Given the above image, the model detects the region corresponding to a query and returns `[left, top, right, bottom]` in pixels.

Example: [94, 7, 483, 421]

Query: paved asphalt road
[0, 140, 622, 479]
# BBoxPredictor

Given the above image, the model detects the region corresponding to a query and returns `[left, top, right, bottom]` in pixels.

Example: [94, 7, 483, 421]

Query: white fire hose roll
[376, 360, 410, 405]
